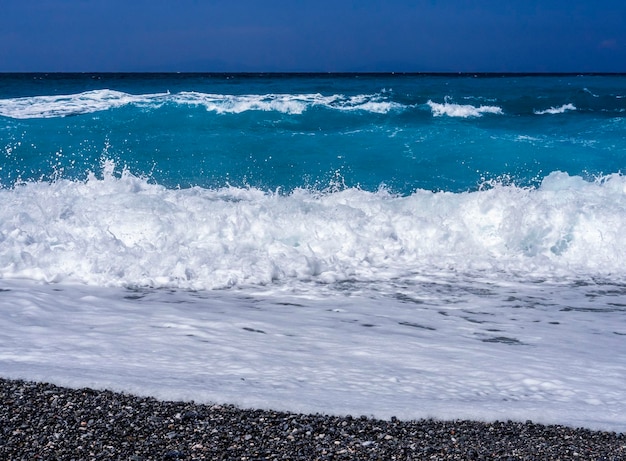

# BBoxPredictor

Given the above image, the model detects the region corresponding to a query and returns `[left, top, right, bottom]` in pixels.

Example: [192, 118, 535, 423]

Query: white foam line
[0, 90, 406, 119]
[0, 90, 169, 119]
[534, 103, 577, 115]
[427, 100, 503, 118]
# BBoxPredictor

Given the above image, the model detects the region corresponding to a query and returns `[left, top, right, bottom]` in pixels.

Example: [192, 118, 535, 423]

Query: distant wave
[172, 91, 405, 115]
[534, 103, 577, 115]
[427, 100, 503, 117]
[3, 89, 621, 121]
[0, 90, 169, 119]
[0, 89, 405, 119]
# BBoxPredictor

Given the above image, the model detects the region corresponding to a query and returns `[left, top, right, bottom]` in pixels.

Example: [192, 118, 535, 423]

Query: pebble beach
[1, 378, 624, 460]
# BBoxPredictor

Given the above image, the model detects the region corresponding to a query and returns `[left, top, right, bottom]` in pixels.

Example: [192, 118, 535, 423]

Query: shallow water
[1, 277, 624, 431]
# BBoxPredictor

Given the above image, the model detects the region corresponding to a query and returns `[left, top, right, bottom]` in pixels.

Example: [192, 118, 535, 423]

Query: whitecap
[0, 90, 406, 119]
[427, 100, 503, 117]
[172, 92, 319, 115]
[0, 89, 169, 119]
[173, 92, 404, 115]
[534, 103, 577, 115]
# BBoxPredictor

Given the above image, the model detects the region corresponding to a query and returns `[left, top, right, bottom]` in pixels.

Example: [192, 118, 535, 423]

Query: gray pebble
[1, 377, 624, 460]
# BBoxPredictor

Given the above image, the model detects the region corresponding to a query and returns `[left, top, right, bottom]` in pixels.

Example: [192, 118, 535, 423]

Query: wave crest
[0, 89, 405, 119]
[534, 103, 577, 115]
[1, 164, 625, 289]
[0, 90, 169, 119]
[427, 100, 504, 117]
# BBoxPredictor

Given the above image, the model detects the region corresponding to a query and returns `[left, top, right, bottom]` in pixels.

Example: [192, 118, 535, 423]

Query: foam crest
[172, 92, 403, 114]
[427, 100, 503, 117]
[534, 103, 577, 115]
[0, 90, 169, 119]
[173, 92, 325, 115]
[1, 165, 625, 290]
[334, 94, 403, 113]
[0, 90, 404, 119]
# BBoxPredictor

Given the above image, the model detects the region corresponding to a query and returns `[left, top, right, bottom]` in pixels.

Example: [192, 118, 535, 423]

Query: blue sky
[1, 0, 625, 72]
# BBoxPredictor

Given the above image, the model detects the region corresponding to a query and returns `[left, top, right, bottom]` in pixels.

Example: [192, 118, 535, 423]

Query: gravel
[1, 377, 624, 460]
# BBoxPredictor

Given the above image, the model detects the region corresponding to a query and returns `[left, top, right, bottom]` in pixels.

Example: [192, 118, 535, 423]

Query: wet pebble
[1, 377, 624, 460]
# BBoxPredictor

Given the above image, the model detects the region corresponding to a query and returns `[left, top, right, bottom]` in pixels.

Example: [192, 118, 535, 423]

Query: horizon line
[1, 71, 626, 77]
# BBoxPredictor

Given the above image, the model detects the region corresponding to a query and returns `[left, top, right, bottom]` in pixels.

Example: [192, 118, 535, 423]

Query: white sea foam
[1, 264, 625, 430]
[0, 90, 169, 119]
[172, 91, 317, 114]
[159, 92, 403, 114]
[334, 94, 402, 113]
[534, 103, 577, 115]
[0, 89, 404, 119]
[427, 100, 503, 117]
[1, 163, 625, 290]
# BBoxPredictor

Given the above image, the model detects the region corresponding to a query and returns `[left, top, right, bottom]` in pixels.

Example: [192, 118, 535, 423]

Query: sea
[0, 73, 625, 431]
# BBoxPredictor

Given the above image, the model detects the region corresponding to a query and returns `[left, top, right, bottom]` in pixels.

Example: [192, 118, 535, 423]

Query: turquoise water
[2, 73, 624, 193]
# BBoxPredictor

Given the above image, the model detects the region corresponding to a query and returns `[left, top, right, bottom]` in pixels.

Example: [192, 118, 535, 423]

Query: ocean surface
[0, 73, 625, 431]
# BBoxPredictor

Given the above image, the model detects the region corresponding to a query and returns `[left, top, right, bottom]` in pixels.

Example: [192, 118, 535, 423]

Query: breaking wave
[0, 89, 405, 119]
[1, 161, 625, 289]
[427, 100, 504, 117]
